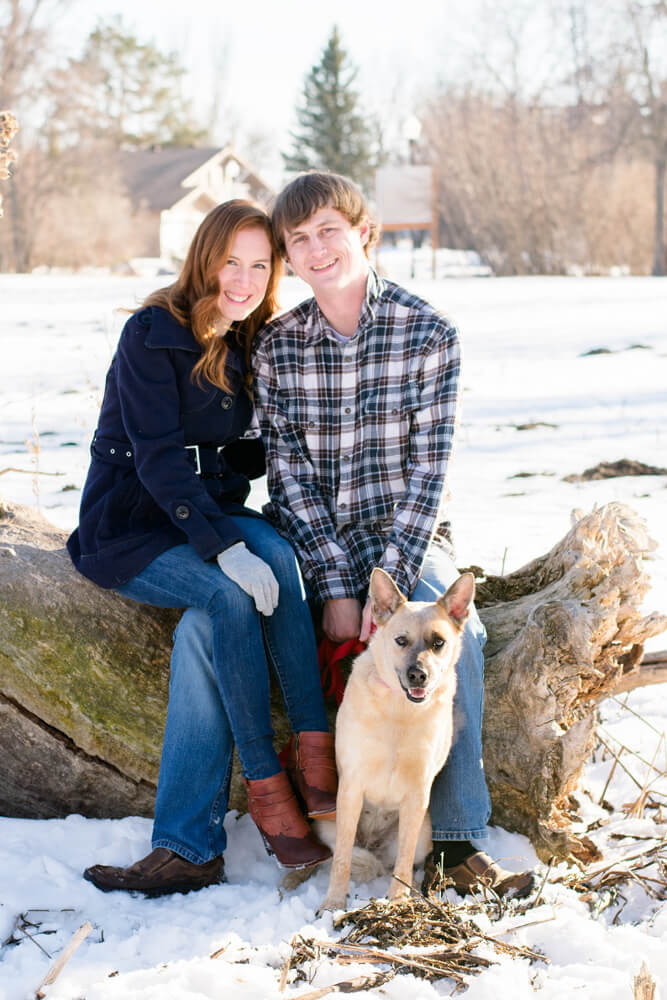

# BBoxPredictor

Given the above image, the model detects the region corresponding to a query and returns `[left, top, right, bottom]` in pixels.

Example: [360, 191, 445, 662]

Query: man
[253, 171, 534, 898]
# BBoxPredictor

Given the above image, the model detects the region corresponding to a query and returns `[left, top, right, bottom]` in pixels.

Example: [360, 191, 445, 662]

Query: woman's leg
[116, 544, 281, 781]
[230, 516, 329, 735]
[151, 608, 233, 863]
[230, 516, 337, 821]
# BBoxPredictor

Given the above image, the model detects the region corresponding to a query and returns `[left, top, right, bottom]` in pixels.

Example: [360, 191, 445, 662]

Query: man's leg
[411, 546, 491, 843]
[412, 546, 535, 897]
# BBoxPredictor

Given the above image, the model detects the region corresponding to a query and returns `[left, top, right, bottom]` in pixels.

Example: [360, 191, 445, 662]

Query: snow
[1, 272, 666, 998]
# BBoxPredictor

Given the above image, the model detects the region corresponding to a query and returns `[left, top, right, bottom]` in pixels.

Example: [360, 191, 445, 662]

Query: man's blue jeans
[115, 514, 329, 864]
[412, 545, 491, 840]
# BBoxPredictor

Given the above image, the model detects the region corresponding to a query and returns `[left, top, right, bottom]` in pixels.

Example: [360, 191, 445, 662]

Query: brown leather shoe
[245, 770, 332, 869]
[83, 848, 224, 897]
[422, 850, 536, 899]
[286, 731, 338, 820]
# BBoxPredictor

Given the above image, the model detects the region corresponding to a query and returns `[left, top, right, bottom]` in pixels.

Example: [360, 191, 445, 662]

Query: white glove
[216, 542, 279, 616]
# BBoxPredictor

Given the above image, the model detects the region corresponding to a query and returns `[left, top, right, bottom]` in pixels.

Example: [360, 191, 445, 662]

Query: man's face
[282, 206, 370, 298]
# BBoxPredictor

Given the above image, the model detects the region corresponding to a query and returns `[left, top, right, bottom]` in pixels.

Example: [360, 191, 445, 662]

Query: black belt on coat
[92, 434, 227, 478]
[185, 443, 226, 478]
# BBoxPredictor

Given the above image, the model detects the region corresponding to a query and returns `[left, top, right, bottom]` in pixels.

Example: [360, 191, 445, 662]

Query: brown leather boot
[286, 731, 338, 821]
[83, 848, 224, 897]
[245, 770, 332, 869]
[422, 850, 536, 899]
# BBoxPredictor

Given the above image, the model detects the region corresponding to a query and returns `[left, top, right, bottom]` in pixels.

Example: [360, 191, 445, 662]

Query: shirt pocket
[275, 391, 326, 460]
[361, 382, 419, 441]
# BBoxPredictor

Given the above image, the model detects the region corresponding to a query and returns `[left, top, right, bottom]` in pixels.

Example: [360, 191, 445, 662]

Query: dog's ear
[438, 572, 476, 626]
[369, 568, 406, 625]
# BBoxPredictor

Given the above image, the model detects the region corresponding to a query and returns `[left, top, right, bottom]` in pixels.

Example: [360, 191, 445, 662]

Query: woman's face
[216, 226, 272, 322]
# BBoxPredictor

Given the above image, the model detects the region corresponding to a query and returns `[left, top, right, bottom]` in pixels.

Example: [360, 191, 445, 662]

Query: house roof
[118, 147, 224, 212]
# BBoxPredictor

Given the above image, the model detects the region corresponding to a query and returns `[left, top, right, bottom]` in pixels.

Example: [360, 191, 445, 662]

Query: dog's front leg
[318, 780, 364, 913]
[388, 793, 430, 901]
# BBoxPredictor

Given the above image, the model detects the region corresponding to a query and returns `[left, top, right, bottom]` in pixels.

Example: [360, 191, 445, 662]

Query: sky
[56, 0, 481, 177]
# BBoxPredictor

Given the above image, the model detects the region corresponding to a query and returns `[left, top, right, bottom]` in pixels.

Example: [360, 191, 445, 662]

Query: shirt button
[126, 451, 132, 457]
[391, 408, 398, 415]
[343, 455, 350, 462]
[344, 407, 351, 414]
[308, 421, 316, 428]
[109, 448, 115, 455]
[175, 504, 190, 520]
[221, 396, 233, 410]
[339, 502, 347, 509]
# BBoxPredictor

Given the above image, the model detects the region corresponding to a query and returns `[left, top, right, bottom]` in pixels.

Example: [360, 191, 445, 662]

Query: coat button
[221, 396, 233, 410]
[175, 504, 190, 520]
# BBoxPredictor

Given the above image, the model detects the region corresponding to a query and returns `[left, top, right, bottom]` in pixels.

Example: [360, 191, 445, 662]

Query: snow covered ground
[1, 272, 666, 999]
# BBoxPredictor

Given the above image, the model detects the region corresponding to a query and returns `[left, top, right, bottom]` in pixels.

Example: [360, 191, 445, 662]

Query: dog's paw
[387, 879, 412, 902]
[282, 867, 317, 892]
[317, 894, 347, 916]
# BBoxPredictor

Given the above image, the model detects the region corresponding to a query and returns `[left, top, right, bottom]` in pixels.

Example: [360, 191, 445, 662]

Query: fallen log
[475, 502, 666, 859]
[0, 500, 664, 861]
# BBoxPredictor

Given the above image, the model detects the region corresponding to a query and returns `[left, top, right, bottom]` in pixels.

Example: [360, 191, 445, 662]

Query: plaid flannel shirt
[252, 269, 460, 603]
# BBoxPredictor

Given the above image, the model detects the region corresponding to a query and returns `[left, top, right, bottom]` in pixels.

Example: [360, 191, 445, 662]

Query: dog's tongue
[409, 687, 426, 700]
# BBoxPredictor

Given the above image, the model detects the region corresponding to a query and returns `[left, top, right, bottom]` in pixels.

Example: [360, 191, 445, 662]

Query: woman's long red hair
[141, 200, 282, 391]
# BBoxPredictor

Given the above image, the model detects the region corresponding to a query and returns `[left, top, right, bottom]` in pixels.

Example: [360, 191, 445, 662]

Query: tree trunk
[0, 500, 664, 860]
[652, 154, 666, 277]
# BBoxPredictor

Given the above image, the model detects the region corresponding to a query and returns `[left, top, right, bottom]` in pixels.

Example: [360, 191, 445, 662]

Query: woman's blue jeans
[115, 514, 329, 864]
[412, 546, 491, 841]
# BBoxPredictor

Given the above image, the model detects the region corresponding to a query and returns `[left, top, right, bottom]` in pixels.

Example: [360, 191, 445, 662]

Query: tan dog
[317, 567, 475, 912]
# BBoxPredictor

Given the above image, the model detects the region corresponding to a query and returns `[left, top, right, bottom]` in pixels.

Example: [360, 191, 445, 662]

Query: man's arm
[253, 339, 358, 607]
[376, 320, 461, 598]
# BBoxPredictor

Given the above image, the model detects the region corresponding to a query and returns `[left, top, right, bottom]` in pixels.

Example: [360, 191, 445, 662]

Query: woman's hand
[217, 542, 279, 616]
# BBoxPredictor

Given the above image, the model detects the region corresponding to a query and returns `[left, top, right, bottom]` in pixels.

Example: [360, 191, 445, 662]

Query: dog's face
[368, 568, 475, 703]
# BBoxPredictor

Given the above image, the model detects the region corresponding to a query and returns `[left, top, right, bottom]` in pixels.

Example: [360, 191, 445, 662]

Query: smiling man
[252, 171, 535, 899]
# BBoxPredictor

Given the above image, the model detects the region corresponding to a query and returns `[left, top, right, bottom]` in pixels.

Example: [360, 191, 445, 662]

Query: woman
[68, 200, 336, 897]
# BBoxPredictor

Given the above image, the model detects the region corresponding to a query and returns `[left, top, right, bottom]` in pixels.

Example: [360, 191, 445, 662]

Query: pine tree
[283, 26, 382, 190]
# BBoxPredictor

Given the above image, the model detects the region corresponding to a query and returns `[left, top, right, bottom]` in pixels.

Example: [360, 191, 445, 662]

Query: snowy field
[1, 272, 666, 999]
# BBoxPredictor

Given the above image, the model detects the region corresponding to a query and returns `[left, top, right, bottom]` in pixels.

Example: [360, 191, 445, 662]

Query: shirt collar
[303, 267, 385, 346]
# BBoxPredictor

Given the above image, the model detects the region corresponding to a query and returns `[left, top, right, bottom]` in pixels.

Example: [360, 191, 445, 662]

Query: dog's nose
[407, 664, 428, 687]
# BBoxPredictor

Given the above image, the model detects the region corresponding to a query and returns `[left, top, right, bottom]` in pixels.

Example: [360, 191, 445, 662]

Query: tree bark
[0, 500, 664, 860]
[652, 154, 666, 277]
[476, 502, 666, 859]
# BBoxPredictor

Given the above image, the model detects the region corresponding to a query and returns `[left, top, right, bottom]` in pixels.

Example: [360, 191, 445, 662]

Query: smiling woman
[65, 199, 337, 896]
[216, 227, 273, 323]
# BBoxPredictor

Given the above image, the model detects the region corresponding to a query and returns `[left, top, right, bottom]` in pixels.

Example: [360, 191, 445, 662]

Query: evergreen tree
[283, 26, 382, 190]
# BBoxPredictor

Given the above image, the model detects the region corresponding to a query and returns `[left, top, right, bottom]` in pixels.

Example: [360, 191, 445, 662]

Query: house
[118, 146, 275, 266]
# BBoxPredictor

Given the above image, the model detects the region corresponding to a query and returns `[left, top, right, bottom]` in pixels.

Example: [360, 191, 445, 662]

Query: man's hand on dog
[322, 597, 362, 642]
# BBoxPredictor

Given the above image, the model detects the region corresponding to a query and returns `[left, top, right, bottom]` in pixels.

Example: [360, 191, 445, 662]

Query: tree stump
[0, 500, 664, 860]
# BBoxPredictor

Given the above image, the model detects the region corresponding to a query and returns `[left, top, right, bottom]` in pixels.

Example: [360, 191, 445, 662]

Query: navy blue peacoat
[67, 305, 266, 589]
